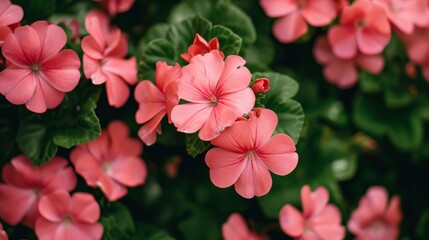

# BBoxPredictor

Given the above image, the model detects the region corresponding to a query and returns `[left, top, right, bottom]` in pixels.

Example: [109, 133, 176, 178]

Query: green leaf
[185, 133, 212, 158]
[359, 71, 383, 93]
[138, 23, 170, 49]
[209, 25, 242, 56]
[253, 72, 300, 105]
[168, 0, 212, 24]
[101, 202, 136, 240]
[274, 99, 304, 144]
[320, 139, 357, 181]
[135, 223, 175, 240]
[178, 208, 220, 240]
[138, 38, 177, 80]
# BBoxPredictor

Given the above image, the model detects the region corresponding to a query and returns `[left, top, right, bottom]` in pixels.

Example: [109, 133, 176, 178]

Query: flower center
[297, 0, 307, 9]
[369, 219, 386, 237]
[101, 161, 111, 173]
[62, 216, 73, 226]
[210, 95, 218, 106]
[33, 188, 41, 197]
[355, 19, 366, 29]
[31, 63, 40, 73]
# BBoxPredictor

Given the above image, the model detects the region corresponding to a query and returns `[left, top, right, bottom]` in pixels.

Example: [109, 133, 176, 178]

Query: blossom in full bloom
[0, 156, 77, 228]
[279, 185, 345, 240]
[0, 0, 23, 46]
[70, 120, 147, 201]
[260, 0, 337, 43]
[371, 0, 429, 34]
[222, 213, 267, 240]
[134, 61, 181, 145]
[82, 9, 137, 108]
[313, 36, 384, 88]
[205, 108, 298, 198]
[94, 0, 135, 16]
[35, 190, 103, 240]
[251, 78, 270, 94]
[328, 0, 391, 58]
[0, 21, 81, 113]
[171, 50, 255, 141]
[181, 33, 224, 62]
[348, 186, 402, 240]
[0, 223, 8, 240]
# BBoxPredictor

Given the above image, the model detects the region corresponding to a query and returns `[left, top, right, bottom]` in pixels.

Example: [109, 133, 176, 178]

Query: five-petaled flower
[205, 108, 298, 198]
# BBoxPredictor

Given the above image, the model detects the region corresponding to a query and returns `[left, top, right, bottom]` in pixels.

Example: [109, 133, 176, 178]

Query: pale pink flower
[205, 108, 298, 199]
[171, 50, 255, 141]
[70, 120, 147, 201]
[0, 0, 23, 46]
[280, 185, 345, 240]
[0, 223, 8, 240]
[35, 190, 103, 240]
[313, 36, 384, 88]
[0, 21, 81, 113]
[372, 0, 429, 34]
[328, 0, 391, 58]
[348, 186, 402, 240]
[181, 33, 224, 62]
[0, 155, 77, 228]
[222, 213, 267, 240]
[251, 78, 270, 94]
[94, 0, 135, 16]
[134, 61, 181, 146]
[82, 9, 137, 108]
[260, 0, 337, 43]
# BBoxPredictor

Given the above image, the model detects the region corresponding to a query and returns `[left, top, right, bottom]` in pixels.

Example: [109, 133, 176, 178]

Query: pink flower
[372, 0, 429, 34]
[348, 186, 402, 240]
[205, 108, 298, 198]
[251, 78, 270, 94]
[70, 120, 147, 201]
[181, 33, 224, 62]
[171, 50, 255, 141]
[0, 155, 77, 228]
[279, 185, 345, 240]
[222, 213, 267, 240]
[94, 0, 135, 16]
[134, 61, 181, 146]
[0, 0, 23, 46]
[260, 0, 337, 43]
[313, 36, 384, 88]
[0, 21, 81, 113]
[0, 223, 8, 240]
[328, 0, 391, 58]
[82, 10, 137, 108]
[35, 190, 103, 240]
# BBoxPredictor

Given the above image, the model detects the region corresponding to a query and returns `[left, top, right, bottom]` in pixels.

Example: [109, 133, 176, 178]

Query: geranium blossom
[171, 50, 255, 141]
[70, 120, 147, 201]
[181, 33, 223, 62]
[134, 61, 181, 145]
[0, 21, 81, 113]
[205, 108, 298, 198]
[348, 186, 402, 240]
[82, 9, 137, 108]
[328, 0, 391, 58]
[280, 185, 345, 240]
[222, 213, 266, 240]
[0, 156, 77, 228]
[35, 190, 103, 240]
[260, 0, 337, 43]
[313, 36, 384, 88]
[372, 0, 429, 34]
[0, 0, 23, 46]
[94, 0, 135, 16]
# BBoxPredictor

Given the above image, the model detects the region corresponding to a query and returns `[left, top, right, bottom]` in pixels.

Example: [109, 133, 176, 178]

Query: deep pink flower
[222, 213, 267, 240]
[251, 78, 270, 94]
[205, 108, 298, 198]
[82, 10, 137, 108]
[94, 0, 135, 16]
[348, 186, 402, 240]
[0, 156, 77, 228]
[280, 185, 345, 240]
[171, 50, 255, 141]
[313, 36, 384, 88]
[372, 0, 429, 34]
[0, 0, 23, 46]
[260, 0, 337, 43]
[70, 120, 147, 201]
[134, 61, 181, 146]
[328, 0, 391, 58]
[0, 223, 8, 240]
[35, 190, 103, 240]
[181, 33, 224, 62]
[0, 21, 81, 113]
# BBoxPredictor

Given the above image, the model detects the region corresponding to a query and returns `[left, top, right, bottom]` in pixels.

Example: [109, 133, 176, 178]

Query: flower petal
[108, 156, 147, 187]
[222, 213, 250, 240]
[0, 68, 32, 96]
[171, 103, 212, 134]
[38, 190, 69, 222]
[189, 50, 224, 92]
[81, 36, 104, 59]
[259, 0, 297, 17]
[70, 192, 100, 223]
[300, 0, 337, 26]
[328, 25, 357, 59]
[198, 103, 238, 141]
[134, 80, 165, 124]
[205, 148, 246, 188]
[103, 57, 137, 85]
[97, 174, 127, 201]
[272, 12, 308, 43]
[234, 155, 272, 198]
[356, 28, 390, 55]
[0, 185, 36, 225]
[217, 55, 251, 94]
[356, 54, 384, 74]
[279, 204, 305, 237]
[258, 134, 298, 176]
[5, 73, 36, 105]
[137, 111, 165, 146]
[2, 30, 29, 67]
[105, 72, 130, 108]
[324, 59, 357, 89]
[31, 21, 67, 60]
[13, 25, 41, 63]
